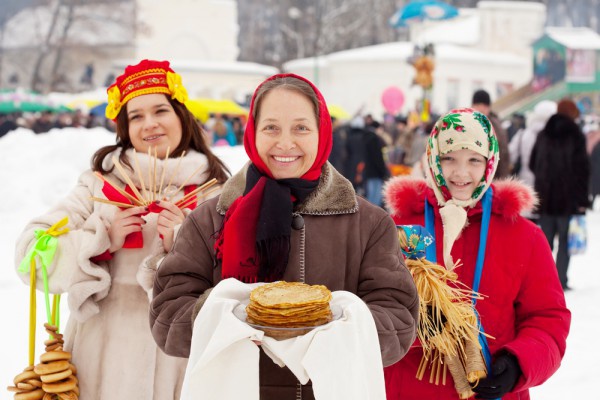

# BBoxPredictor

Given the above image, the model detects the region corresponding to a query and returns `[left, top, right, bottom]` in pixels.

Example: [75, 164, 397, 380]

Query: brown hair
[556, 98, 580, 120]
[251, 77, 319, 125]
[92, 95, 230, 183]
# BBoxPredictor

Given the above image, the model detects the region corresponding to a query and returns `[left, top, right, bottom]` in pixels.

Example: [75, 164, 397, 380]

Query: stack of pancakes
[246, 281, 333, 339]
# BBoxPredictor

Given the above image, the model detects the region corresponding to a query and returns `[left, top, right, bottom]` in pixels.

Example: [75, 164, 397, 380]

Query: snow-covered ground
[1, 127, 598, 397]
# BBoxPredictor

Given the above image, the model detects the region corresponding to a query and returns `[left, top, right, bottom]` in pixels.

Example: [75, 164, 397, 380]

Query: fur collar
[216, 162, 358, 215]
[383, 176, 538, 220]
[104, 148, 210, 189]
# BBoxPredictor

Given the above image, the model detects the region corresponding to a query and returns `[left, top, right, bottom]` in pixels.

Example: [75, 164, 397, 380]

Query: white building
[129, 0, 277, 101]
[283, 1, 546, 120]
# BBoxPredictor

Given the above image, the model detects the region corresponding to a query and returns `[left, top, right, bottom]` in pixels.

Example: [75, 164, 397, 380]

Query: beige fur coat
[15, 148, 219, 400]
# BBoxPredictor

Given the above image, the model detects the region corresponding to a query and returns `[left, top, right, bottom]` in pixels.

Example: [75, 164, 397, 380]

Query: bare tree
[0, 0, 36, 85]
[237, 0, 600, 68]
[3, 0, 138, 92]
[237, 0, 404, 67]
[50, 0, 77, 91]
[31, 0, 64, 92]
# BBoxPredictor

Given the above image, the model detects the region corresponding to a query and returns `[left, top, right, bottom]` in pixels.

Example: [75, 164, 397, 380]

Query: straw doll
[15, 59, 229, 400]
[396, 224, 487, 399]
[383, 108, 570, 400]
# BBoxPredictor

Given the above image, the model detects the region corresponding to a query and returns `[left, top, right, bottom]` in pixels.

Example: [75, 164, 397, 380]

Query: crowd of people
[9, 58, 596, 399]
[0, 109, 111, 138]
[0, 105, 248, 146]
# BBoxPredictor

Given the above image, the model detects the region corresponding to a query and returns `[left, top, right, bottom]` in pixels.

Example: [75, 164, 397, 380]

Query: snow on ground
[1, 127, 598, 397]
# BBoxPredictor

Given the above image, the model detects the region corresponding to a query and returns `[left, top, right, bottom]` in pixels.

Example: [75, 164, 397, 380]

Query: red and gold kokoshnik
[105, 59, 188, 120]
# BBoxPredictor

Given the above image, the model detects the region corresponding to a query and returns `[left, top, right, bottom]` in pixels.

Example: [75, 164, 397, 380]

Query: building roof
[413, 9, 480, 46]
[543, 27, 600, 50]
[478, 1, 545, 12]
[284, 41, 527, 70]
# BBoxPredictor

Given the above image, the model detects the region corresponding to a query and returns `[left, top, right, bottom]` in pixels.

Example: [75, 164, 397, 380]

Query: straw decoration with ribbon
[8, 217, 80, 399]
[18, 217, 69, 329]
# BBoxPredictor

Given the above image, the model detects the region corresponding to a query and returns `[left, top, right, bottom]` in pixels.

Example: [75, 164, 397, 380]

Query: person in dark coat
[529, 98, 590, 290]
[342, 116, 369, 194]
[0, 113, 19, 137]
[363, 120, 390, 207]
[329, 118, 347, 172]
[586, 125, 600, 206]
[590, 141, 600, 206]
[472, 89, 511, 179]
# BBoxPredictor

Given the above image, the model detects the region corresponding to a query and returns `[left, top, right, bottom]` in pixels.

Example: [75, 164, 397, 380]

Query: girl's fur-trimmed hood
[383, 176, 538, 220]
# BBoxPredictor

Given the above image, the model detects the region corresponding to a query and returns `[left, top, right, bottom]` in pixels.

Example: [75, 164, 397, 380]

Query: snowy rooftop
[284, 41, 527, 69]
[436, 43, 527, 66]
[412, 9, 480, 46]
[544, 27, 600, 50]
[478, 0, 546, 12]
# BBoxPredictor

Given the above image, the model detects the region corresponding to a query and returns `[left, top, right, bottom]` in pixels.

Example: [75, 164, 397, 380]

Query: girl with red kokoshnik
[15, 59, 229, 400]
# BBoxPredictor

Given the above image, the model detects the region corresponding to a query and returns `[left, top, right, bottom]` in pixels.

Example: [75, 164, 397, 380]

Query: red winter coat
[383, 177, 571, 400]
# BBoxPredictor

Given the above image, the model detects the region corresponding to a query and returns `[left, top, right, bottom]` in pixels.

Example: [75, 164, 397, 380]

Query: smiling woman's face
[126, 94, 182, 158]
[255, 88, 319, 179]
[440, 149, 487, 201]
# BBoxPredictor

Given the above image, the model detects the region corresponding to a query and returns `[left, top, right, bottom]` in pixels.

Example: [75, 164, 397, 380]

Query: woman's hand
[156, 200, 185, 252]
[108, 206, 147, 253]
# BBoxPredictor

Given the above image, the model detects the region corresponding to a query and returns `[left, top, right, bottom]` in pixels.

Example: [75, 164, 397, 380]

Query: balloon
[381, 86, 405, 114]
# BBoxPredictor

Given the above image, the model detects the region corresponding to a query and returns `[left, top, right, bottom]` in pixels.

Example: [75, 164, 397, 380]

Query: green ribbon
[18, 217, 69, 274]
[17, 217, 69, 325]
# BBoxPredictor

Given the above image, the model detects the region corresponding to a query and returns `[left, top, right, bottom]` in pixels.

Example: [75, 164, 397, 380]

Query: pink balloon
[381, 86, 405, 114]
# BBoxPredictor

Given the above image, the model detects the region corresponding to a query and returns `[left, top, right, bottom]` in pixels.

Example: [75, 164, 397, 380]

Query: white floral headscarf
[424, 108, 499, 269]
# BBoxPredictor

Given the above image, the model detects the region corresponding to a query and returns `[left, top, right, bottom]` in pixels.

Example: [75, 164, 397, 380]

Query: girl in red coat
[383, 108, 570, 400]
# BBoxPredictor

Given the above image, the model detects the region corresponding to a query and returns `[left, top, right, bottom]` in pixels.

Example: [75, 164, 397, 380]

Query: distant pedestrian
[343, 116, 369, 194]
[0, 114, 19, 138]
[587, 125, 600, 207]
[508, 100, 557, 191]
[529, 98, 590, 291]
[363, 120, 390, 207]
[471, 89, 511, 178]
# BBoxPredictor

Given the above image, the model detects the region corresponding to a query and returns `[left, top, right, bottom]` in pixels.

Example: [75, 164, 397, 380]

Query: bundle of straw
[90, 146, 219, 209]
[398, 228, 489, 399]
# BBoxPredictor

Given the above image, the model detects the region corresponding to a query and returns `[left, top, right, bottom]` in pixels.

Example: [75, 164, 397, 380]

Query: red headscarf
[216, 73, 333, 282]
[243, 73, 333, 181]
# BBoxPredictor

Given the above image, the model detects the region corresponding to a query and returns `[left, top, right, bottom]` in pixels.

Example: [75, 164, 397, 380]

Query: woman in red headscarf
[150, 73, 419, 399]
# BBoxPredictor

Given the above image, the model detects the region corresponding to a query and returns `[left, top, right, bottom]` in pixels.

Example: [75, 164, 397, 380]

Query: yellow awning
[66, 99, 103, 109]
[185, 99, 249, 123]
[327, 104, 351, 120]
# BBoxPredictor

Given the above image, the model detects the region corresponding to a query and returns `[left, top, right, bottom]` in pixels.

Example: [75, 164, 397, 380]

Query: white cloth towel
[181, 278, 386, 400]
